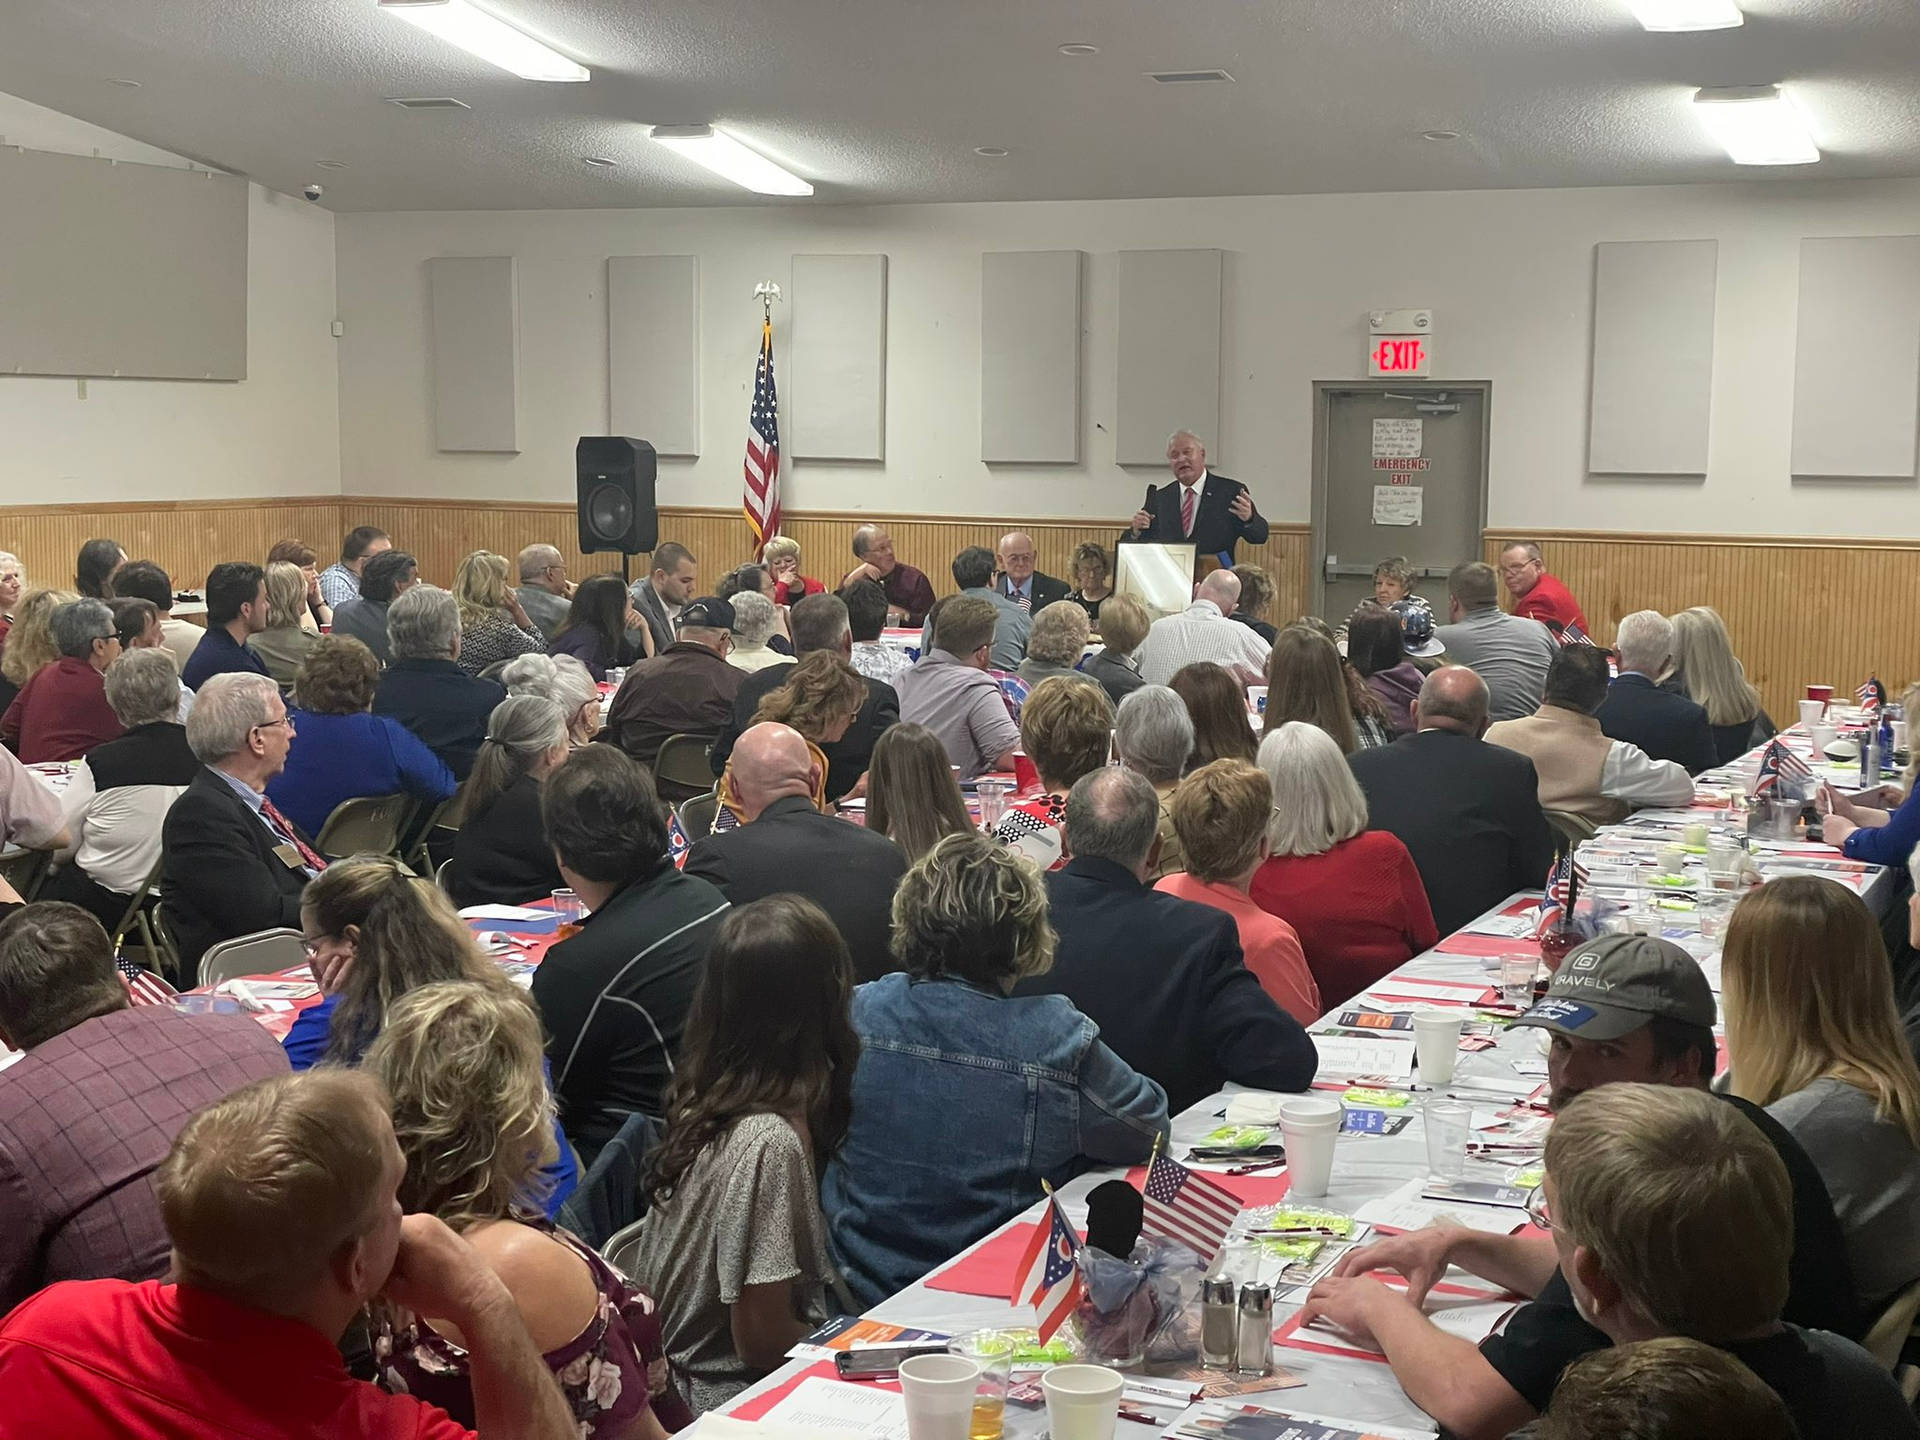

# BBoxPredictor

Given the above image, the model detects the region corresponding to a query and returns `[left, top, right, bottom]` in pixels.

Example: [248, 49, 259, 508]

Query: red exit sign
[1368, 335, 1431, 377]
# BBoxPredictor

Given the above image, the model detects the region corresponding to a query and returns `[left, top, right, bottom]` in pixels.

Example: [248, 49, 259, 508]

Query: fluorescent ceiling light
[648, 125, 814, 196]
[377, 0, 589, 82]
[1693, 85, 1819, 165]
[1628, 0, 1743, 31]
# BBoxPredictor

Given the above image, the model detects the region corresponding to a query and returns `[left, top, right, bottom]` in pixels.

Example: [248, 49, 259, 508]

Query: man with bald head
[1134, 568, 1271, 687]
[1122, 430, 1270, 567]
[994, 531, 1070, 616]
[1348, 665, 1556, 933]
[683, 722, 909, 982]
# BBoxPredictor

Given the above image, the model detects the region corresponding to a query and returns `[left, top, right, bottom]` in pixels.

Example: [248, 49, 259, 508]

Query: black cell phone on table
[834, 1342, 951, 1380]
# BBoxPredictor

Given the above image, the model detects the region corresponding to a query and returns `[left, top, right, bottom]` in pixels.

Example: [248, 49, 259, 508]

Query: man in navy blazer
[1013, 767, 1317, 1114]
[1121, 431, 1270, 568]
[1596, 610, 1717, 776]
[994, 531, 1072, 615]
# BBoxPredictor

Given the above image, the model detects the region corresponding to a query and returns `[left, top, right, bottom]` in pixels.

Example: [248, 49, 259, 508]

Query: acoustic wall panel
[981, 250, 1084, 463]
[1791, 236, 1920, 480]
[427, 256, 520, 454]
[790, 253, 888, 461]
[1116, 249, 1222, 466]
[608, 255, 700, 457]
[1588, 240, 1717, 475]
[0, 148, 247, 380]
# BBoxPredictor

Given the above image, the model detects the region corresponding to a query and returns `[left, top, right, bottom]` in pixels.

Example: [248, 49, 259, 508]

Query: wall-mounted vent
[386, 96, 471, 110]
[1146, 69, 1234, 84]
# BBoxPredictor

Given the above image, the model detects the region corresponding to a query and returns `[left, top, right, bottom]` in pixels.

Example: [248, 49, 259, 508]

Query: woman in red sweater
[1248, 720, 1437, 1008]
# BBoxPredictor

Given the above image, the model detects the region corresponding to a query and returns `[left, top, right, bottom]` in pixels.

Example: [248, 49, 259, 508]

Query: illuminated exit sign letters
[1369, 335, 1431, 377]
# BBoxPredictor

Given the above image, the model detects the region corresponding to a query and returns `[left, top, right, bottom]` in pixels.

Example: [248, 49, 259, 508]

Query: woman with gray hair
[374, 584, 506, 781]
[247, 561, 323, 686]
[1016, 603, 1093, 690]
[1248, 720, 1436, 1007]
[822, 831, 1167, 1306]
[1114, 684, 1193, 880]
[0, 597, 124, 761]
[448, 695, 570, 907]
[501, 652, 603, 745]
[727, 589, 789, 674]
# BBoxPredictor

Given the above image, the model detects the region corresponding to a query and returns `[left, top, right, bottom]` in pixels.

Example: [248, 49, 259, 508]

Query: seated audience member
[1, 743, 67, 857]
[1249, 721, 1437, 1006]
[0, 586, 72, 716]
[1137, 569, 1271, 687]
[1499, 540, 1588, 633]
[1018, 767, 1316, 1111]
[1228, 562, 1279, 644]
[636, 896, 852, 1411]
[1371, 555, 1415, 608]
[1723, 877, 1920, 1315]
[993, 676, 1115, 870]
[1346, 602, 1423, 738]
[0, 1067, 586, 1439]
[501, 652, 602, 746]
[1538, 1337, 1798, 1440]
[111, 560, 203, 674]
[1667, 606, 1776, 767]
[550, 571, 644, 682]
[181, 561, 272, 691]
[894, 594, 1022, 779]
[862, 721, 974, 861]
[1348, 666, 1556, 935]
[269, 635, 458, 841]
[1065, 542, 1112, 626]
[926, 545, 1028, 670]
[0, 598, 124, 761]
[448, 697, 570, 907]
[514, 544, 575, 641]
[1156, 760, 1320, 1024]
[74, 538, 126, 600]
[726, 589, 789, 673]
[1825, 761, 1920, 865]
[1082, 592, 1150, 706]
[317, 523, 393, 608]
[160, 672, 320, 967]
[373, 584, 506, 781]
[41, 650, 191, 926]
[331, 547, 419, 665]
[1598, 610, 1717, 775]
[534, 748, 728, 1161]
[605, 596, 741, 788]
[246, 561, 323, 686]
[761, 535, 825, 608]
[366, 983, 686, 1436]
[1169, 661, 1259, 770]
[1435, 561, 1558, 723]
[108, 596, 162, 655]
[824, 833, 1168, 1305]
[843, 577, 912, 688]
[0, 901, 287, 1310]
[453, 550, 548, 678]
[995, 531, 1069, 615]
[842, 523, 935, 626]
[1311, 934, 1861, 1437]
[0, 550, 20, 645]
[627, 541, 699, 658]
[266, 538, 330, 632]
[725, 655, 869, 814]
[1486, 644, 1695, 825]
[1114, 685, 1193, 880]
[1263, 624, 1362, 753]
[1017, 601, 1092, 690]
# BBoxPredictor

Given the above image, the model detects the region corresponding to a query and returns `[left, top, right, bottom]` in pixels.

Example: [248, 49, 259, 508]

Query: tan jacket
[1484, 704, 1627, 827]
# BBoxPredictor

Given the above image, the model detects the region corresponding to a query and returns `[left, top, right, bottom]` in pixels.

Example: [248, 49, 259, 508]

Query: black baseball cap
[1511, 933, 1717, 1041]
[678, 596, 736, 631]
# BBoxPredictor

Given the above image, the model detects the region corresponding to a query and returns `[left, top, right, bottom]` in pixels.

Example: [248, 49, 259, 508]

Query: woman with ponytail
[448, 694, 572, 906]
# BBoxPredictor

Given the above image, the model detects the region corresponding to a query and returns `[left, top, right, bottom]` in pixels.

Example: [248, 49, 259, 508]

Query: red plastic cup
[1806, 684, 1834, 711]
[1012, 750, 1042, 797]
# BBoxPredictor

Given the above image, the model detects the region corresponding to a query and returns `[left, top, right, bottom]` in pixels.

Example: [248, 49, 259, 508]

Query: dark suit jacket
[682, 795, 909, 982]
[1597, 672, 1718, 776]
[996, 571, 1072, 614]
[706, 660, 899, 804]
[1121, 471, 1271, 565]
[159, 768, 315, 967]
[1014, 856, 1317, 1114]
[371, 658, 505, 781]
[1348, 729, 1558, 937]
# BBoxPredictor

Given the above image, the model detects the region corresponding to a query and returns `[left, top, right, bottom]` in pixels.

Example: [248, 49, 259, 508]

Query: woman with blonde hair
[1261, 624, 1358, 753]
[1066, 542, 1112, 625]
[367, 981, 689, 1438]
[1667, 606, 1775, 767]
[1249, 720, 1435, 1007]
[0, 586, 75, 715]
[1229, 563, 1278, 643]
[730, 652, 869, 817]
[1082, 592, 1149, 706]
[761, 535, 824, 608]
[452, 549, 547, 678]
[267, 537, 330, 631]
[248, 561, 324, 685]
[1723, 874, 1920, 1314]
[862, 722, 972, 860]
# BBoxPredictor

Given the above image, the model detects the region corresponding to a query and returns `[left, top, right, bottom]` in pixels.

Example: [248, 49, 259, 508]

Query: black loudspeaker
[576, 437, 658, 554]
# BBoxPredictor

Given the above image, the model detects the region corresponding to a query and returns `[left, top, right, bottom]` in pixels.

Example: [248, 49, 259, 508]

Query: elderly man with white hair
[994, 530, 1070, 615]
[159, 671, 323, 967]
[1134, 568, 1271, 687]
[371, 583, 506, 781]
[513, 543, 574, 640]
[1122, 429, 1270, 565]
[1596, 609, 1718, 775]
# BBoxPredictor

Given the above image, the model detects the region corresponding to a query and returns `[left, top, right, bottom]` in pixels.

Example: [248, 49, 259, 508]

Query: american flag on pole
[742, 315, 782, 559]
[1010, 1193, 1085, 1343]
[1555, 621, 1598, 648]
[1139, 1153, 1241, 1266]
[1535, 853, 1571, 936]
[1751, 738, 1814, 796]
[116, 955, 178, 1007]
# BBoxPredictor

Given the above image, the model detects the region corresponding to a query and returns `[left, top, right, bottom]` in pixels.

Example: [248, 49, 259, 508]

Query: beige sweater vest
[1484, 705, 1628, 828]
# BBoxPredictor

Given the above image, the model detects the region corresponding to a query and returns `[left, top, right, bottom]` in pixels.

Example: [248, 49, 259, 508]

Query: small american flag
[1555, 621, 1598, 648]
[1139, 1153, 1241, 1265]
[116, 955, 178, 1007]
[666, 812, 691, 870]
[1752, 739, 1814, 796]
[1011, 1193, 1085, 1343]
[1535, 853, 1571, 936]
[742, 316, 782, 560]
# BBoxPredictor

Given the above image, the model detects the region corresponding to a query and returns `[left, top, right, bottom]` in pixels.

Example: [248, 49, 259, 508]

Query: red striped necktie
[260, 795, 329, 873]
[1180, 484, 1198, 536]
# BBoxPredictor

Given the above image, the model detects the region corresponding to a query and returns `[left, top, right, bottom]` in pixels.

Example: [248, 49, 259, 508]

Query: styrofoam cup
[1277, 1094, 1344, 1199]
[1041, 1365, 1125, 1440]
[1412, 1010, 1463, 1086]
[899, 1354, 980, 1440]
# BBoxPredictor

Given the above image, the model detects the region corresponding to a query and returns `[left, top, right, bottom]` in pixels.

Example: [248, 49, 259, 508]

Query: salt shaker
[1201, 1276, 1238, 1368]
[1235, 1283, 1273, 1376]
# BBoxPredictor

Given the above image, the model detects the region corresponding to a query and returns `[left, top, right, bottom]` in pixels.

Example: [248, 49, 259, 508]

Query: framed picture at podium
[1115, 543, 1196, 622]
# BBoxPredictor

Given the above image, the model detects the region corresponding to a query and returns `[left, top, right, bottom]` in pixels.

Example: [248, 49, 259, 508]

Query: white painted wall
[0, 93, 340, 502]
[335, 179, 1920, 538]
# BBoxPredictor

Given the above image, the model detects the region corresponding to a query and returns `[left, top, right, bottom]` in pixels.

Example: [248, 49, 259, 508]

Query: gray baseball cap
[1511, 933, 1717, 1041]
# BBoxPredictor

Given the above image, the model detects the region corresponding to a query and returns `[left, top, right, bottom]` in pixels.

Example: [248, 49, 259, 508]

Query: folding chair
[314, 793, 413, 861]
[406, 796, 461, 875]
[651, 733, 717, 804]
[677, 788, 721, 843]
[108, 860, 177, 979]
[0, 847, 51, 901]
[197, 927, 307, 992]
[1543, 809, 1597, 856]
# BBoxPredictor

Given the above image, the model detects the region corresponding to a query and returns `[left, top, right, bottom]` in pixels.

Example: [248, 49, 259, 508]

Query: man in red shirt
[1499, 541, 1588, 636]
[0, 1069, 577, 1440]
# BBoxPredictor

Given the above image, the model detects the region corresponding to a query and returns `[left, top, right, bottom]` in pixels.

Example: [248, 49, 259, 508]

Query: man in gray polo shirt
[1434, 560, 1558, 722]
[896, 594, 1021, 780]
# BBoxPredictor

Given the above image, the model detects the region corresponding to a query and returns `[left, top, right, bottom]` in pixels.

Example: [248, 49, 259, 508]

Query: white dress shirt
[1600, 742, 1697, 808]
[1135, 598, 1271, 687]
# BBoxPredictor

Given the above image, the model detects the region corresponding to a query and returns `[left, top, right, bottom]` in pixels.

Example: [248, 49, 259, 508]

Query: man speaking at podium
[1123, 430, 1269, 570]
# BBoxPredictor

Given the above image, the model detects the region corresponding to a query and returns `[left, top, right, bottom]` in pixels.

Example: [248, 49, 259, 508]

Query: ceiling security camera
[302, 183, 324, 202]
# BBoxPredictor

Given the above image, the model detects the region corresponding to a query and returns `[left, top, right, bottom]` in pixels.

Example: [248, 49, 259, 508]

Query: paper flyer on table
[1352, 1178, 1528, 1236]
[757, 1376, 908, 1440]
[1309, 1035, 1416, 1083]
[786, 1315, 948, 1361]
[1363, 977, 1489, 1006]
[1278, 1287, 1517, 1364]
[1168, 1400, 1436, 1440]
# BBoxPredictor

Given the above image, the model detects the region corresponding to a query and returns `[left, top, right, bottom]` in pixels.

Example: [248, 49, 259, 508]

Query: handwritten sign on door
[1373, 485, 1423, 527]
[1371, 418, 1423, 459]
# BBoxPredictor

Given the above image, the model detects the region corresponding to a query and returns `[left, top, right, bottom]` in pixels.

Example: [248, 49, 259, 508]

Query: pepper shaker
[1235, 1283, 1273, 1376]
[1201, 1276, 1238, 1368]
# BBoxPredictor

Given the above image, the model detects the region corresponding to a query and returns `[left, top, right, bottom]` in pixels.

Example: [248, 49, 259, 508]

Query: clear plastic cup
[948, 1331, 1014, 1440]
[1423, 1097, 1472, 1180]
[550, 888, 585, 925]
[1499, 953, 1538, 1007]
[975, 777, 1013, 832]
